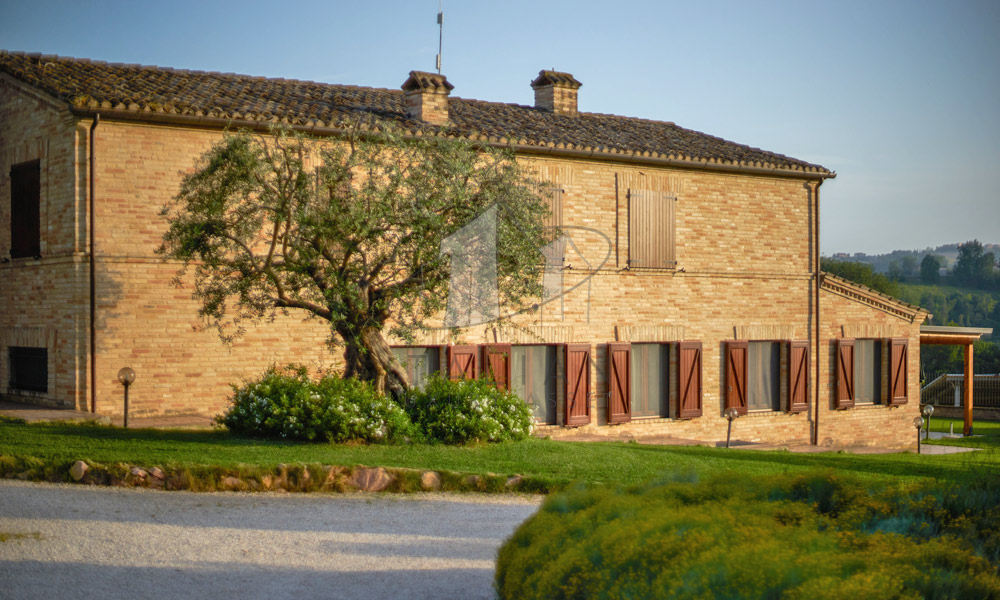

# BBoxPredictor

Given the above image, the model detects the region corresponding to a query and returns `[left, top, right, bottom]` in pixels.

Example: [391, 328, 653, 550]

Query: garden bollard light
[724, 407, 740, 449]
[117, 367, 136, 428]
[913, 416, 924, 454]
[921, 404, 934, 441]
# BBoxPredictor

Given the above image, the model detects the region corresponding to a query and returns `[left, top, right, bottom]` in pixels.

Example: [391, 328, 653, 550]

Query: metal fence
[921, 374, 1000, 408]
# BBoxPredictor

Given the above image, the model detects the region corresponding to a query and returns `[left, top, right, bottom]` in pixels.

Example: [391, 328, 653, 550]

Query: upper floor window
[628, 189, 675, 269]
[10, 160, 41, 259]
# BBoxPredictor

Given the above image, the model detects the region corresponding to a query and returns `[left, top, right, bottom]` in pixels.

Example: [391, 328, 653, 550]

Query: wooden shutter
[10, 160, 41, 259]
[607, 343, 631, 424]
[482, 344, 512, 390]
[447, 345, 479, 380]
[544, 188, 563, 230]
[889, 338, 908, 406]
[565, 343, 591, 426]
[725, 341, 748, 415]
[628, 189, 675, 269]
[678, 341, 703, 419]
[788, 340, 809, 413]
[836, 339, 855, 409]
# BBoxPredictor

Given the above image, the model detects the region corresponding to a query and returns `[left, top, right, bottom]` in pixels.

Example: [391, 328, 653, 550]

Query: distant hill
[828, 242, 1000, 274]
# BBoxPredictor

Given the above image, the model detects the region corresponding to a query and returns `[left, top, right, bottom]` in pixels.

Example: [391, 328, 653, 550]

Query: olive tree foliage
[158, 123, 554, 396]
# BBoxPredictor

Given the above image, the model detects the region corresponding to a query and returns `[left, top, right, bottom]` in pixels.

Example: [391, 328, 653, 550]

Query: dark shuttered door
[678, 341, 703, 419]
[628, 189, 675, 269]
[482, 344, 512, 390]
[725, 341, 748, 415]
[788, 340, 809, 413]
[889, 338, 908, 406]
[10, 160, 41, 259]
[447, 345, 479, 380]
[607, 343, 631, 424]
[836, 339, 855, 409]
[565, 343, 591, 426]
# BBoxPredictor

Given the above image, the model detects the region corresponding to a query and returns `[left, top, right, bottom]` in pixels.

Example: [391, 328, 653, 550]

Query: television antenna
[435, 1, 443, 73]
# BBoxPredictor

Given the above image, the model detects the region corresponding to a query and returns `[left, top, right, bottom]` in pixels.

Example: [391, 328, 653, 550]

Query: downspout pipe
[89, 114, 99, 412]
[813, 180, 823, 445]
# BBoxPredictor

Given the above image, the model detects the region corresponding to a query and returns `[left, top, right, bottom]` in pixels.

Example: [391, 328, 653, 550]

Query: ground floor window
[390, 346, 441, 390]
[511, 345, 558, 424]
[8, 346, 47, 393]
[747, 341, 780, 411]
[631, 343, 670, 418]
[854, 339, 882, 404]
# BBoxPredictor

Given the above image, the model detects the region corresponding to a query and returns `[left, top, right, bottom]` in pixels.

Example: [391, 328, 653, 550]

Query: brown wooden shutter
[628, 189, 676, 269]
[565, 343, 591, 426]
[447, 345, 479, 380]
[677, 341, 703, 419]
[10, 160, 41, 259]
[607, 343, 631, 424]
[788, 340, 809, 413]
[725, 341, 748, 415]
[482, 344, 512, 390]
[889, 338, 908, 406]
[544, 188, 563, 230]
[835, 339, 855, 409]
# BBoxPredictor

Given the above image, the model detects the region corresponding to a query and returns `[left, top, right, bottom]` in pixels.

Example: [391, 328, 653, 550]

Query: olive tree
[158, 122, 552, 396]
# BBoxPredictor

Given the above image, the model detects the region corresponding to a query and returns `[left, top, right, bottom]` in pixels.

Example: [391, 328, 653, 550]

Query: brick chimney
[401, 71, 454, 125]
[531, 70, 582, 116]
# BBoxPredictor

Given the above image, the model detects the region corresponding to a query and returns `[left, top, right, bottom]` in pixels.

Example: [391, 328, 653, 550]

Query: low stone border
[0, 455, 545, 495]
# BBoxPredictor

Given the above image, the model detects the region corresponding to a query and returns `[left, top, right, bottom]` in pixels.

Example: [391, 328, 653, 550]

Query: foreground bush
[495, 472, 1000, 600]
[218, 366, 416, 443]
[404, 375, 533, 444]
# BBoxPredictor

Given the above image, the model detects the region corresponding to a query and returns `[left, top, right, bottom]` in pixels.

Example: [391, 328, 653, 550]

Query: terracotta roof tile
[0, 50, 831, 176]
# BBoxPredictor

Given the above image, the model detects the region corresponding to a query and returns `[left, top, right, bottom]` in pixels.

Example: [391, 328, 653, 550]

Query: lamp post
[913, 416, 924, 454]
[921, 404, 935, 441]
[117, 367, 136, 428]
[724, 407, 740, 449]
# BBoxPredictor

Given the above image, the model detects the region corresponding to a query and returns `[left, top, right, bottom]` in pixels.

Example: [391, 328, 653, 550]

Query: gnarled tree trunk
[341, 326, 409, 398]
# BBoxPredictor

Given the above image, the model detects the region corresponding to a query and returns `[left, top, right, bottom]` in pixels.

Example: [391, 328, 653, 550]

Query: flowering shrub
[217, 366, 416, 443]
[404, 375, 533, 444]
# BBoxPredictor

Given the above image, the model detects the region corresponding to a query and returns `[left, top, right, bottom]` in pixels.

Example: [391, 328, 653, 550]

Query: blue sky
[3, 0, 998, 255]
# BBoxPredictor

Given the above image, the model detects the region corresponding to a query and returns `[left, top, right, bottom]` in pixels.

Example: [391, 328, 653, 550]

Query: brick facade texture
[0, 77, 926, 447]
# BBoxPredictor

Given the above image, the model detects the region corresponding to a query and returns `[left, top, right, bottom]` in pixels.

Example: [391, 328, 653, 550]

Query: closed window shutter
[10, 160, 41, 259]
[607, 343, 631, 424]
[482, 344, 512, 390]
[447, 345, 479, 380]
[836, 339, 855, 409]
[788, 340, 809, 413]
[678, 341, 703, 419]
[889, 338, 908, 405]
[725, 341, 748, 415]
[628, 189, 675, 269]
[565, 343, 591, 426]
[544, 188, 563, 230]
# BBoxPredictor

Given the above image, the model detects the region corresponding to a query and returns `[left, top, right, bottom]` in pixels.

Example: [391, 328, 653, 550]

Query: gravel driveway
[0, 480, 542, 600]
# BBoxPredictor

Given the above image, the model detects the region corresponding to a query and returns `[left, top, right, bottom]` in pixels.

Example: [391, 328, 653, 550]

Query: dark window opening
[854, 339, 882, 404]
[631, 343, 670, 417]
[511, 345, 558, 424]
[391, 347, 441, 391]
[10, 160, 41, 259]
[747, 341, 780, 411]
[9, 346, 47, 393]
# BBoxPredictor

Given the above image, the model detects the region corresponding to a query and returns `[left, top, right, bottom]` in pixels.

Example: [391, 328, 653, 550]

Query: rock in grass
[506, 475, 523, 488]
[351, 467, 393, 492]
[69, 461, 89, 481]
[149, 467, 165, 480]
[222, 476, 241, 489]
[420, 471, 441, 491]
[130, 467, 148, 480]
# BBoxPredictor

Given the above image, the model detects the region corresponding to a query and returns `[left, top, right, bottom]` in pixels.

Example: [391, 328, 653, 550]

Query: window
[631, 343, 669, 418]
[511, 345, 558, 424]
[837, 338, 908, 409]
[543, 188, 563, 230]
[8, 346, 47, 393]
[628, 189, 675, 269]
[854, 340, 881, 404]
[391, 346, 441, 391]
[727, 340, 807, 414]
[606, 341, 702, 423]
[10, 160, 41, 259]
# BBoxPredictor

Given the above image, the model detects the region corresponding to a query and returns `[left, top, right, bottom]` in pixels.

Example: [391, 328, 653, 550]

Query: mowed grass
[1, 416, 998, 490]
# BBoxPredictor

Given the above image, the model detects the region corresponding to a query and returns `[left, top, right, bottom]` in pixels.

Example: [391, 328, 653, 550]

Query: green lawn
[2, 418, 998, 491]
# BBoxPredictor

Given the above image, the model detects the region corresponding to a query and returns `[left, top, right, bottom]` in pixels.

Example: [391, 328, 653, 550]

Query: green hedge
[403, 375, 533, 444]
[495, 472, 1000, 600]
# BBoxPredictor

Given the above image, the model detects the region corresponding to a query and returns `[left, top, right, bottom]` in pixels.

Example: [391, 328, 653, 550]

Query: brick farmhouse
[0, 51, 929, 447]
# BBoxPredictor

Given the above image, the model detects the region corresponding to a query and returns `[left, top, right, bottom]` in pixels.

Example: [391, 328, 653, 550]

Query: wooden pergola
[920, 325, 994, 435]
